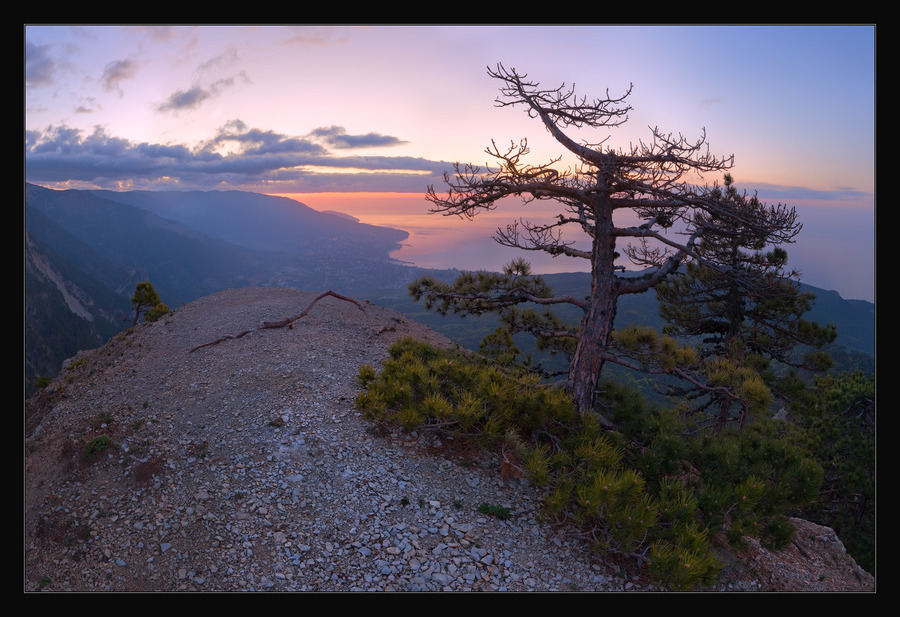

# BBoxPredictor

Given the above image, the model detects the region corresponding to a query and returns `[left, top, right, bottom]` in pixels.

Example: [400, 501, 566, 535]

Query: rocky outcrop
[24, 287, 874, 592]
[709, 517, 874, 591]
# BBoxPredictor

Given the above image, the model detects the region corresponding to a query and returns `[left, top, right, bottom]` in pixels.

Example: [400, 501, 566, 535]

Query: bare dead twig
[189, 330, 254, 352]
[189, 291, 367, 353]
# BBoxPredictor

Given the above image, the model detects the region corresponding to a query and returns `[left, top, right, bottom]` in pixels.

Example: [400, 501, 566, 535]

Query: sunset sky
[25, 25, 875, 302]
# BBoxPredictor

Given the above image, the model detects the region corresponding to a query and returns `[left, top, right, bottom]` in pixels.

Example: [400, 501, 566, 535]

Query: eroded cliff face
[24, 230, 131, 398]
[26, 232, 95, 322]
[24, 288, 874, 592]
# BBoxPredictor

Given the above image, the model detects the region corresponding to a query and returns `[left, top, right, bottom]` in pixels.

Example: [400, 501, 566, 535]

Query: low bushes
[356, 337, 822, 590]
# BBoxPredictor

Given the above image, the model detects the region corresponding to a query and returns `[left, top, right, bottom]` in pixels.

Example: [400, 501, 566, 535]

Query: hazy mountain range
[24, 182, 875, 398]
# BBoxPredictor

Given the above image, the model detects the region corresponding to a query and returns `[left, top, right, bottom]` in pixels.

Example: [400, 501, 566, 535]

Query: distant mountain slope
[25, 203, 150, 296]
[797, 284, 875, 357]
[25, 183, 292, 305]
[87, 188, 407, 257]
[24, 226, 131, 398]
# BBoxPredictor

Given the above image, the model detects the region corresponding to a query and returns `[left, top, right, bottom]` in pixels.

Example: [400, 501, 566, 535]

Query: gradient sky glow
[25, 24, 876, 302]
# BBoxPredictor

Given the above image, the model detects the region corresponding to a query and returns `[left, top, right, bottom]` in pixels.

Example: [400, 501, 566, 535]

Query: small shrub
[83, 435, 111, 459]
[65, 357, 87, 372]
[761, 515, 796, 551]
[356, 364, 378, 388]
[144, 302, 170, 322]
[649, 534, 722, 591]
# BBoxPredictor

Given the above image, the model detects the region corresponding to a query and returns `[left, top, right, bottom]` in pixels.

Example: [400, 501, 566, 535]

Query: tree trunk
[569, 289, 618, 419]
[569, 201, 619, 419]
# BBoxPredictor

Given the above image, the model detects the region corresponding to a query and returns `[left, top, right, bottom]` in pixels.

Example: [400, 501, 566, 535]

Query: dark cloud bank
[25, 121, 449, 193]
[24, 120, 869, 206]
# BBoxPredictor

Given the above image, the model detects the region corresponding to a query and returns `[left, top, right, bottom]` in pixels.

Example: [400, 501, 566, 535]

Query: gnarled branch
[189, 291, 367, 353]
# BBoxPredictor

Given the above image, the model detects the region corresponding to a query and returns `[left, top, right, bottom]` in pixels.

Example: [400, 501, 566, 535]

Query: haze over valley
[25, 183, 874, 399]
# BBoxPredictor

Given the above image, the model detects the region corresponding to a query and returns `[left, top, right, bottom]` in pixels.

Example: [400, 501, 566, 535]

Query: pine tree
[415, 65, 802, 421]
[655, 174, 837, 427]
[130, 281, 169, 326]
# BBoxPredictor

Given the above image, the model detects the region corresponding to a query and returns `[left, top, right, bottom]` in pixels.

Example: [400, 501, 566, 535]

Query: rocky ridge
[24, 287, 874, 592]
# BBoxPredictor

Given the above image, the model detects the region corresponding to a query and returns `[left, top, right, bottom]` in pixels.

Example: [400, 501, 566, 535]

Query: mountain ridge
[86, 187, 407, 256]
[23, 287, 875, 592]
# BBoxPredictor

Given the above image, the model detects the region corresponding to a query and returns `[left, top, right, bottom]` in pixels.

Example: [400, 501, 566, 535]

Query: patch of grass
[83, 435, 112, 459]
[478, 502, 511, 520]
[65, 357, 87, 371]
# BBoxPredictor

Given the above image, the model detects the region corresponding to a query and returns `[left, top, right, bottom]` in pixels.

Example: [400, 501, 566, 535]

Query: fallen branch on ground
[190, 291, 367, 353]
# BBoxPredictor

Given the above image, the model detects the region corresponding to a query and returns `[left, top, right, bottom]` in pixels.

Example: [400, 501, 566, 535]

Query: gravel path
[25, 287, 658, 592]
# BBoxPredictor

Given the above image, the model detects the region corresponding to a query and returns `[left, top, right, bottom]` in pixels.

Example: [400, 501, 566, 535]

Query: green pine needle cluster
[356, 338, 576, 448]
[355, 337, 824, 590]
[791, 370, 875, 573]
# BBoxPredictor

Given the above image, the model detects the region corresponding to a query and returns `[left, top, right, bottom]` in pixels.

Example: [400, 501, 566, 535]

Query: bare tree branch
[190, 291, 367, 353]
